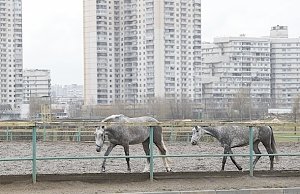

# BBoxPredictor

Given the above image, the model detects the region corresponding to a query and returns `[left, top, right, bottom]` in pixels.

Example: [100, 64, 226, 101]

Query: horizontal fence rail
[0, 121, 300, 183]
[1, 123, 299, 142]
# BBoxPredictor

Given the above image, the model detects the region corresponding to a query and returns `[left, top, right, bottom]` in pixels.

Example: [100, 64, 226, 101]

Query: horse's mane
[101, 114, 126, 122]
[102, 114, 159, 123]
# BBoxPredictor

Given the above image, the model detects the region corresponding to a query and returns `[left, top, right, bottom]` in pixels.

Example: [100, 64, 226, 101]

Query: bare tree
[68, 101, 83, 118]
[292, 95, 300, 123]
[230, 87, 251, 121]
[29, 97, 42, 119]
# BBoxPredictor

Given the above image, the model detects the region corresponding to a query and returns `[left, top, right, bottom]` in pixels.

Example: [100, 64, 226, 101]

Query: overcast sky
[22, 0, 300, 85]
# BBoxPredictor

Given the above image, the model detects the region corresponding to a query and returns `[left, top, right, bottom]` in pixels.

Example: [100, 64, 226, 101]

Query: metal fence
[2, 123, 300, 143]
[0, 121, 300, 183]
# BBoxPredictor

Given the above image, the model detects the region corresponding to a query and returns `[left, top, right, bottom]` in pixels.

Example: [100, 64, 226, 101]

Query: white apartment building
[0, 0, 23, 110]
[270, 25, 300, 109]
[201, 25, 300, 118]
[83, 0, 201, 105]
[202, 36, 271, 118]
[23, 69, 51, 104]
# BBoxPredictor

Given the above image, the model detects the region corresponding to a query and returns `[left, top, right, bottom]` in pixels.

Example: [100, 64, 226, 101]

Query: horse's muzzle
[191, 140, 197, 145]
[96, 145, 102, 152]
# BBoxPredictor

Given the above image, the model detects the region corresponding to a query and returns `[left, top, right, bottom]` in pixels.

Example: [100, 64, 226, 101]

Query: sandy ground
[0, 140, 300, 193]
[1, 176, 300, 194]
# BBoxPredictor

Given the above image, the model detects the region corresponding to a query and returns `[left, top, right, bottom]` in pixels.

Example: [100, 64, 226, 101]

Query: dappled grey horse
[191, 125, 278, 171]
[95, 114, 171, 172]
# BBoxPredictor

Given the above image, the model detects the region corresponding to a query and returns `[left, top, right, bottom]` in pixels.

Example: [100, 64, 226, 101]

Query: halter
[96, 144, 102, 148]
[95, 125, 106, 147]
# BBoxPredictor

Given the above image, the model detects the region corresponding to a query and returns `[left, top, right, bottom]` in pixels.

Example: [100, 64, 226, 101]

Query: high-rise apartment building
[0, 0, 23, 110]
[270, 25, 300, 109]
[83, 0, 201, 106]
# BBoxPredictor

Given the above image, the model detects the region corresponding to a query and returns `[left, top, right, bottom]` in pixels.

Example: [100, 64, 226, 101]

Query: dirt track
[1, 141, 300, 174]
[0, 141, 300, 193]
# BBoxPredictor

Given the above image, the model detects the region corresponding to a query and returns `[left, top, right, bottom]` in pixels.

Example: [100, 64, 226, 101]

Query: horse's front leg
[123, 144, 131, 172]
[101, 143, 116, 172]
[221, 146, 229, 171]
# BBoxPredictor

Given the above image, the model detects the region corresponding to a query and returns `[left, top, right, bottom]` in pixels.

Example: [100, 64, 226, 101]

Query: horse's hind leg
[142, 140, 150, 172]
[155, 141, 171, 172]
[102, 143, 116, 172]
[150, 127, 171, 172]
[253, 141, 261, 170]
[228, 149, 242, 171]
[123, 144, 131, 172]
[262, 142, 275, 170]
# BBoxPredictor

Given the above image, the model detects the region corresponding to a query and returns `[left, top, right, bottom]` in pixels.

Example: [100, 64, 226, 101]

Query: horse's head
[191, 126, 204, 145]
[95, 125, 105, 152]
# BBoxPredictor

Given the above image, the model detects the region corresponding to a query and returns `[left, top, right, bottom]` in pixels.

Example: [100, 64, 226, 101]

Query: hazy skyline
[22, 0, 300, 85]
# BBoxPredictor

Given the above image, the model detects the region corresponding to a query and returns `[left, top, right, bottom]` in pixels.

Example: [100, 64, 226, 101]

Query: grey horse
[95, 114, 171, 172]
[191, 125, 278, 171]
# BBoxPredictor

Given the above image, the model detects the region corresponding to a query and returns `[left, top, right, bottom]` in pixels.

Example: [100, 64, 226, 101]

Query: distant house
[0, 104, 20, 120]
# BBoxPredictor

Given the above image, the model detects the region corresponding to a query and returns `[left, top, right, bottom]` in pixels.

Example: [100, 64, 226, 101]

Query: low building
[21, 69, 51, 119]
[23, 69, 51, 104]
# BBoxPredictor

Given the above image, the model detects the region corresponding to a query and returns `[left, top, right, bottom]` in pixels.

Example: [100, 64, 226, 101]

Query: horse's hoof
[143, 167, 149, 172]
[101, 168, 106, 172]
[237, 166, 243, 171]
[143, 165, 150, 172]
[166, 168, 172, 172]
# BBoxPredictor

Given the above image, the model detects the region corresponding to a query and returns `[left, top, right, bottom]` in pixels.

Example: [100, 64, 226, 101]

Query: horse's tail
[269, 126, 279, 162]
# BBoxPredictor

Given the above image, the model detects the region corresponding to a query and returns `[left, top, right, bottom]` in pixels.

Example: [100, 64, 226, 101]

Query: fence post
[43, 125, 47, 141]
[186, 132, 190, 142]
[170, 126, 176, 142]
[32, 125, 37, 183]
[149, 126, 154, 181]
[6, 127, 8, 141]
[249, 126, 254, 177]
[77, 127, 81, 142]
[6, 127, 11, 141]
